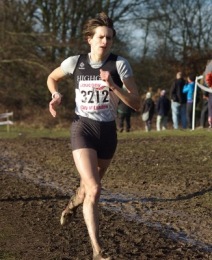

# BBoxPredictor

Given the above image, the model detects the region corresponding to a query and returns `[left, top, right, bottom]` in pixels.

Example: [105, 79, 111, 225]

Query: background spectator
[183, 73, 196, 129]
[156, 90, 171, 131]
[117, 99, 132, 132]
[204, 59, 212, 129]
[170, 72, 187, 129]
[142, 92, 155, 132]
[199, 91, 209, 128]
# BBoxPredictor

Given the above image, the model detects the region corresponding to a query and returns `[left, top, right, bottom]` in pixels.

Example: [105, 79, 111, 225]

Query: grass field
[0, 123, 211, 139]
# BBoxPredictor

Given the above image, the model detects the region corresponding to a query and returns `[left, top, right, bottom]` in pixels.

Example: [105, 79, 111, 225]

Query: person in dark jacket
[156, 90, 171, 131]
[198, 91, 209, 128]
[170, 72, 187, 129]
[183, 73, 196, 129]
[117, 99, 132, 132]
[142, 92, 155, 132]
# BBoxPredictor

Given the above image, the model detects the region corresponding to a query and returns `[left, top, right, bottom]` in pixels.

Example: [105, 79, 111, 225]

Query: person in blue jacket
[183, 74, 196, 129]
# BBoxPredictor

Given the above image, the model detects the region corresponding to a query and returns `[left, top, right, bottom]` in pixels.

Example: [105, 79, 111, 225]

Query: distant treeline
[0, 0, 211, 121]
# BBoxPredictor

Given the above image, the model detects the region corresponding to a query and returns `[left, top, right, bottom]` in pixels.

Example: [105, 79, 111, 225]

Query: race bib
[78, 80, 110, 112]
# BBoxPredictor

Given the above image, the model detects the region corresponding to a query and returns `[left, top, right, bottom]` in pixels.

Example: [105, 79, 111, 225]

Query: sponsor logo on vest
[79, 62, 85, 69]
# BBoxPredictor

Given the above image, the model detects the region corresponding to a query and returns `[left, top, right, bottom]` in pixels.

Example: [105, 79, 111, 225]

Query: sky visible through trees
[0, 0, 211, 120]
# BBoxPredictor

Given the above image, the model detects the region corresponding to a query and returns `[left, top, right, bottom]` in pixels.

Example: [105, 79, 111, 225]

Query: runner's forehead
[93, 26, 114, 37]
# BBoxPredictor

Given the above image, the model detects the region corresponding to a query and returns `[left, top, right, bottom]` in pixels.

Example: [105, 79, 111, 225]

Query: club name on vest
[77, 75, 101, 81]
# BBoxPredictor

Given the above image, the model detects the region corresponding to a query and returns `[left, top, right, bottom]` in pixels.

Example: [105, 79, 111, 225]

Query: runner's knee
[85, 184, 101, 203]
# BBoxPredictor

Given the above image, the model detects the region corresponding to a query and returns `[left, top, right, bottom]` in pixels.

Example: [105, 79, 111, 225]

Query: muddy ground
[0, 133, 211, 260]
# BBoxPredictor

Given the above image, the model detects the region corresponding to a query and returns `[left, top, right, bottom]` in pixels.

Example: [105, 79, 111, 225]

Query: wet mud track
[0, 136, 211, 259]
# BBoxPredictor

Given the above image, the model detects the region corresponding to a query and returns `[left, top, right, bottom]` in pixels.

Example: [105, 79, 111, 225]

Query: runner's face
[88, 26, 113, 58]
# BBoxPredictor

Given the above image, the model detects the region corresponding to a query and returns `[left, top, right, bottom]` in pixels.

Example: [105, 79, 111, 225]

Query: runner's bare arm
[47, 67, 65, 117]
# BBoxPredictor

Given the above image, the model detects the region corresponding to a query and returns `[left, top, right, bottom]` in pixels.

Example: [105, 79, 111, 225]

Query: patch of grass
[0, 124, 211, 139]
[0, 251, 15, 260]
[117, 128, 212, 139]
[0, 125, 70, 139]
[0, 226, 17, 242]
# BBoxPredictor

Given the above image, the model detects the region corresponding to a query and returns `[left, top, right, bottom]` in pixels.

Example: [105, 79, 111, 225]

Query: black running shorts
[71, 115, 117, 159]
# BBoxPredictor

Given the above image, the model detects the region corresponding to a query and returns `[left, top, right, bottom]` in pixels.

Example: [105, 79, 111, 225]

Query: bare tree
[1, 0, 211, 118]
[0, 0, 145, 117]
[131, 0, 212, 93]
[134, 0, 212, 64]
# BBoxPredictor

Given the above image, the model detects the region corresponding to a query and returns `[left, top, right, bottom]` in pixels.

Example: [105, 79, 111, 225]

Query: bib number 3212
[79, 80, 110, 112]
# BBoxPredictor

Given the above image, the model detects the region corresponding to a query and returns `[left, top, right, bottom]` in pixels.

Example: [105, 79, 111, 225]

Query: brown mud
[0, 135, 211, 260]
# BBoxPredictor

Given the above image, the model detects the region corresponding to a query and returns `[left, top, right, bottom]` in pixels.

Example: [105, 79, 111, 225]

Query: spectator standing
[170, 72, 187, 129]
[199, 91, 209, 128]
[142, 92, 155, 132]
[117, 99, 132, 132]
[183, 74, 196, 129]
[204, 59, 212, 128]
[156, 90, 171, 131]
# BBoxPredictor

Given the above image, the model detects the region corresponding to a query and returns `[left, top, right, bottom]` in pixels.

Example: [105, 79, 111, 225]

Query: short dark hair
[188, 73, 196, 82]
[83, 12, 116, 41]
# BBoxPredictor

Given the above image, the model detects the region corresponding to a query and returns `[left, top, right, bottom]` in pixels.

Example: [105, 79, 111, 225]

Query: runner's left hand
[49, 97, 61, 117]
